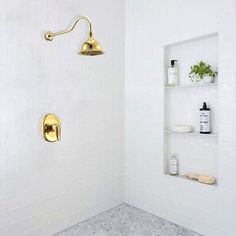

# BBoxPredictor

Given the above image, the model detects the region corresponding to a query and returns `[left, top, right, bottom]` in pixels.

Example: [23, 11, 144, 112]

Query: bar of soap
[198, 175, 216, 185]
[173, 125, 193, 133]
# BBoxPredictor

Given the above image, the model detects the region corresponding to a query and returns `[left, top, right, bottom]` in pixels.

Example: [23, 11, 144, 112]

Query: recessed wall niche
[163, 33, 219, 185]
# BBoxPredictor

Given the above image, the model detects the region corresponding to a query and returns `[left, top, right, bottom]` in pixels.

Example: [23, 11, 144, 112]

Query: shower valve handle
[45, 124, 61, 141]
[51, 124, 61, 141]
[42, 114, 61, 142]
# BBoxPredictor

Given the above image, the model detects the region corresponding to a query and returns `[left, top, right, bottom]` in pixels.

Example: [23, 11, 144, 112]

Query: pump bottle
[168, 60, 178, 86]
[200, 102, 211, 134]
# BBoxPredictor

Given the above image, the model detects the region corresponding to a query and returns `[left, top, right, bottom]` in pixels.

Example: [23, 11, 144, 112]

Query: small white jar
[169, 155, 178, 175]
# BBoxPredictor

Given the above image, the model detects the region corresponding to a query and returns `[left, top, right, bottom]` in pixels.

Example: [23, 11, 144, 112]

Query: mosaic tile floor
[54, 204, 202, 236]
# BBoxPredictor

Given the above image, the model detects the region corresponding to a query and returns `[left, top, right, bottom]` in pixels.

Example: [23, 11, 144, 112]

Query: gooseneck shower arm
[44, 15, 93, 41]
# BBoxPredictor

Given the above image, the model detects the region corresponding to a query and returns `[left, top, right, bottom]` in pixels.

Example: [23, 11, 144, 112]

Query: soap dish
[173, 125, 193, 133]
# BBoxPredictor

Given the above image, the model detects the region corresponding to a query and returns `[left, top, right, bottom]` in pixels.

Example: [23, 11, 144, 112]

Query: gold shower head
[80, 36, 104, 56]
[44, 16, 104, 56]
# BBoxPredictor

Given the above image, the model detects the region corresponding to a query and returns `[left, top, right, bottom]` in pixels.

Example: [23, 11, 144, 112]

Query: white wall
[125, 0, 236, 235]
[2, 0, 236, 235]
[0, 0, 124, 235]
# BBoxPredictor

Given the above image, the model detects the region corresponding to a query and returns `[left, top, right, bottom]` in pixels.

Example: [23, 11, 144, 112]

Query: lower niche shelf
[165, 174, 217, 186]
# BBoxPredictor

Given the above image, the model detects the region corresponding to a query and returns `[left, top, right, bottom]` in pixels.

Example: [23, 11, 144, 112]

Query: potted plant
[189, 61, 217, 84]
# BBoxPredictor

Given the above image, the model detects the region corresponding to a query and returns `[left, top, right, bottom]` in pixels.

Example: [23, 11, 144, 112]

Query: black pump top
[171, 60, 177, 67]
[201, 102, 210, 110]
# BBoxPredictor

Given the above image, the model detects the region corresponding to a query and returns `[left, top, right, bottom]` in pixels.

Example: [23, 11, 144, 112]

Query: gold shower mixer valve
[42, 114, 61, 142]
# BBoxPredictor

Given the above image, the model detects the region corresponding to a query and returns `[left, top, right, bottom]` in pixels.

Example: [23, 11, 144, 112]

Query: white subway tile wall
[0, 0, 124, 235]
[125, 0, 236, 236]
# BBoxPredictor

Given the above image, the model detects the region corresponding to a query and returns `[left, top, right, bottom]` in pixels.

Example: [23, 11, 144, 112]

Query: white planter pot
[200, 75, 214, 84]
[190, 75, 214, 84]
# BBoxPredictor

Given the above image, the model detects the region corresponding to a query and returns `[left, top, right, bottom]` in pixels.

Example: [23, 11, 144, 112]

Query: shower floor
[54, 204, 201, 236]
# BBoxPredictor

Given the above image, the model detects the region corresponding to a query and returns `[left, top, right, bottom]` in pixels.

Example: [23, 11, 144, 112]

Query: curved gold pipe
[44, 15, 93, 41]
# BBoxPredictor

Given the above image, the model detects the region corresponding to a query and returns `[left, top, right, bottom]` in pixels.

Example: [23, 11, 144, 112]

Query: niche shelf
[163, 33, 219, 184]
[165, 82, 218, 89]
[164, 130, 218, 137]
[165, 173, 217, 187]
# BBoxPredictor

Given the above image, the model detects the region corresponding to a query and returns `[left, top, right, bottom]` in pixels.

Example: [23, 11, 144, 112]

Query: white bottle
[169, 154, 178, 175]
[168, 60, 178, 86]
[200, 102, 211, 134]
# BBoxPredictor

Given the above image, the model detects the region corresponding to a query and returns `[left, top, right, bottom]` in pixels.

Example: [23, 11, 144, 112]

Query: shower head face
[80, 36, 104, 56]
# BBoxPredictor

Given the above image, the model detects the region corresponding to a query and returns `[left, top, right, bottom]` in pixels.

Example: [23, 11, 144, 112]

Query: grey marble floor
[54, 203, 202, 236]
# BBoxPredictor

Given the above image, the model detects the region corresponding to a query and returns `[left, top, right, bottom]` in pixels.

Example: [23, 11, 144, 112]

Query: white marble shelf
[164, 130, 218, 137]
[165, 82, 218, 89]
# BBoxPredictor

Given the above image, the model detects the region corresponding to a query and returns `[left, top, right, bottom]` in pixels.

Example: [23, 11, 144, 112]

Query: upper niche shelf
[165, 82, 218, 89]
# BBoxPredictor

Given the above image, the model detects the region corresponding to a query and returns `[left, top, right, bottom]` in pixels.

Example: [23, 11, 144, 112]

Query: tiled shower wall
[0, 1, 124, 235]
[125, 0, 236, 235]
[1, 0, 236, 235]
